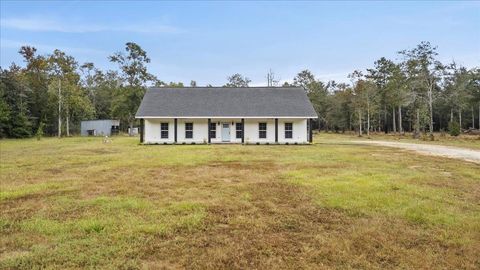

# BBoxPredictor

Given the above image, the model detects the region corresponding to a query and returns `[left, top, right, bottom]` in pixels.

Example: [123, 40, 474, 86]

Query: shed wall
[80, 120, 119, 136]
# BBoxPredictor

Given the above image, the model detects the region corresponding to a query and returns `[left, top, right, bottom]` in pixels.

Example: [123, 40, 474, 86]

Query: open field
[1, 135, 479, 269]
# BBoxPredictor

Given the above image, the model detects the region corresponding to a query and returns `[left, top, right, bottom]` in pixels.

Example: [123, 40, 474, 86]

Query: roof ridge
[137, 86, 317, 118]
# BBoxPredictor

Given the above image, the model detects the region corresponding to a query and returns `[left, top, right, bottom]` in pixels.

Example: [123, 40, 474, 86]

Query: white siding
[143, 117, 309, 144]
[177, 119, 209, 143]
[278, 119, 308, 143]
[243, 118, 308, 144]
[244, 119, 275, 143]
[144, 119, 174, 144]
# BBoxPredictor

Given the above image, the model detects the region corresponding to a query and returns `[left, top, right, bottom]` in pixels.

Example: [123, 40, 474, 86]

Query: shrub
[35, 122, 45, 141]
[448, 121, 461, 136]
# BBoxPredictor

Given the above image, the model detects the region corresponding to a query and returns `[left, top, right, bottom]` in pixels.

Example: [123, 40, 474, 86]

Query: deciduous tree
[224, 73, 251, 87]
[109, 42, 155, 133]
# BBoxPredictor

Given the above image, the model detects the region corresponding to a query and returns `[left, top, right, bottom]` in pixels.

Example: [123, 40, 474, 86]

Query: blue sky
[1, 1, 479, 85]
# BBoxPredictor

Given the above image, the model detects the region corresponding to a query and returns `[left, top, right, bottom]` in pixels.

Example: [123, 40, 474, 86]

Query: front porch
[140, 117, 313, 145]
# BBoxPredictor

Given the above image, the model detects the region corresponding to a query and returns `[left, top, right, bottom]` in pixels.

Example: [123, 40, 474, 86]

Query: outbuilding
[135, 87, 317, 144]
[80, 120, 120, 136]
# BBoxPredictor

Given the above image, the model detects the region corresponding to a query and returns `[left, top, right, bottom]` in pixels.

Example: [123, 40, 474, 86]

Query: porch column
[174, 118, 177, 143]
[275, 118, 278, 143]
[241, 118, 245, 144]
[309, 118, 313, 143]
[140, 118, 144, 143]
[208, 118, 211, 144]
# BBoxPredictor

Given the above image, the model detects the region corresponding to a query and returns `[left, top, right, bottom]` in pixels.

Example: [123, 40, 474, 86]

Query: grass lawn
[1, 135, 479, 269]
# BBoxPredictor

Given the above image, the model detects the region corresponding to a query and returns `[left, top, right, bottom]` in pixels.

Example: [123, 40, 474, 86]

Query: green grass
[0, 182, 65, 201]
[0, 135, 479, 269]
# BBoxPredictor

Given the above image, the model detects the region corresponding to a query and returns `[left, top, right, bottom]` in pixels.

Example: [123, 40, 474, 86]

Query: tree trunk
[450, 109, 453, 123]
[384, 104, 387, 133]
[377, 110, 382, 132]
[66, 105, 70, 137]
[58, 79, 62, 138]
[348, 112, 351, 131]
[459, 109, 462, 130]
[472, 106, 475, 129]
[428, 84, 433, 136]
[367, 107, 370, 137]
[359, 110, 362, 137]
[478, 103, 480, 130]
[413, 109, 420, 139]
[392, 107, 396, 134]
[398, 106, 403, 134]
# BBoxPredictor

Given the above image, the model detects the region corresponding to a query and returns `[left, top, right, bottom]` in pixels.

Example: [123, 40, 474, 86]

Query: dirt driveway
[354, 140, 480, 164]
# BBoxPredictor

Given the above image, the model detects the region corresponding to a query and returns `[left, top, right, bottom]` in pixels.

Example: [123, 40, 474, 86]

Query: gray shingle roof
[135, 87, 318, 118]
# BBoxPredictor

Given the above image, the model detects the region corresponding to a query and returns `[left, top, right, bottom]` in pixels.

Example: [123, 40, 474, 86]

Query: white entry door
[221, 123, 230, 142]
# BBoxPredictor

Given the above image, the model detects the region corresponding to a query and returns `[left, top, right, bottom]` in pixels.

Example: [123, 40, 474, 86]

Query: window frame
[235, 123, 243, 139]
[209, 122, 216, 139]
[185, 122, 193, 139]
[258, 122, 267, 139]
[284, 123, 293, 139]
[160, 123, 169, 139]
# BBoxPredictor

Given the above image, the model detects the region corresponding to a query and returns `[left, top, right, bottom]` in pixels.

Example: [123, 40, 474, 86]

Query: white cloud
[0, 17, 111, 33]
[1, 39, 107, 55]
[0, 17, 180, 34]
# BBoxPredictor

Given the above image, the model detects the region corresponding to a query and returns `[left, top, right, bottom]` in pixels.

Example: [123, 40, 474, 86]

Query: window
[259, 123, 267, 139]
[209, 122, 216, 138]
[235, 123, 243, 139]
[185, 123, 193, 139]
[285, 123, 293, 139]
[160, 123, 169, 139]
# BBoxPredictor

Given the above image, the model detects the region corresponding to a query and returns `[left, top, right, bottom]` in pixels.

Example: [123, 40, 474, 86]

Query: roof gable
[135, 87, 318, 118]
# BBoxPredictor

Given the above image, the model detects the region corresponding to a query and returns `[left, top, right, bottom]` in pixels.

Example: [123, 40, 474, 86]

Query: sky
[1, 1, 479, 86]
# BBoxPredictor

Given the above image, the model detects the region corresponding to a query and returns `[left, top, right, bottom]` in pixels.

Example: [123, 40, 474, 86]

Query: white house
[135, 87, 317, 144]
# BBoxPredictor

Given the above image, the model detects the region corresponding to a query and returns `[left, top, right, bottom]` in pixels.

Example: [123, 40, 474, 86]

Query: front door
[221, 123, 230, 142]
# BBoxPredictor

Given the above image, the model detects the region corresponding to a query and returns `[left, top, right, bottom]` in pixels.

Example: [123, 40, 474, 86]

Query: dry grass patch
[0, 135, 479, 269]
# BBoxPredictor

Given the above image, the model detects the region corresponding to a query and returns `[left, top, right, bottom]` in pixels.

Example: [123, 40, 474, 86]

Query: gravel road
[354, 140, 480, 164]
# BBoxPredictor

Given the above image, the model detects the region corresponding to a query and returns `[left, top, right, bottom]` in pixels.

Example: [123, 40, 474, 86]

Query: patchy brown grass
[0, 136, 479, 269]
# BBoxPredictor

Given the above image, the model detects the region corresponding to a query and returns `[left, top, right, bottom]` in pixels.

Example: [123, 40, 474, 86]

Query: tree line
[287, 42, 480, 138]
[0, 41, 479, 138]
[1, 42, 182, 138]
